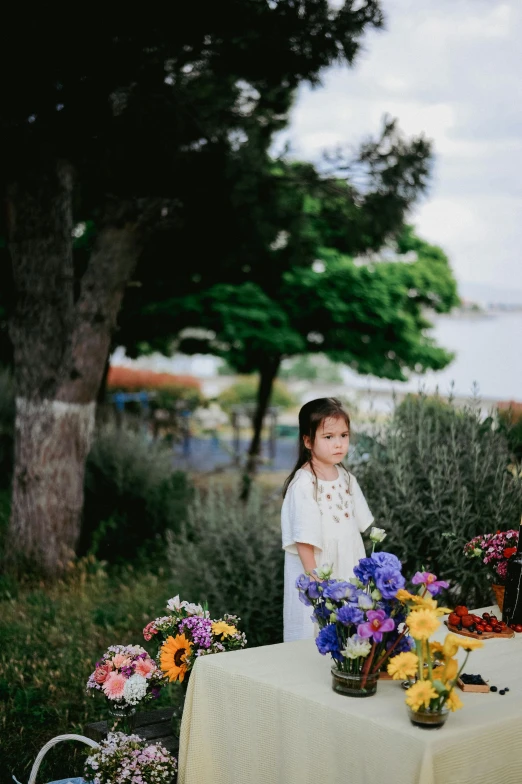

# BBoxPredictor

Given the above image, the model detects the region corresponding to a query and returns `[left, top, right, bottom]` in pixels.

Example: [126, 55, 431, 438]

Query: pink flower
[112, 654, 131, 669]
[143, 622, 158, 642]
[357, 609, 395, 643]
[93, 663, 113, 684]
[411, 571, 449, 596]
[102, 671, 126, 699]
[135, 658, 155, 678]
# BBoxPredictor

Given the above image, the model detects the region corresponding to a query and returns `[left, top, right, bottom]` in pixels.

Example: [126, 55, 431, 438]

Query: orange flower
[160, 634, 192, 683]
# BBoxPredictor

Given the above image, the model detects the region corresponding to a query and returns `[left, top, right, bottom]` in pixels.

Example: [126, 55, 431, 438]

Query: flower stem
[372, 626, 409, 673]
[361, 642, 377, 689]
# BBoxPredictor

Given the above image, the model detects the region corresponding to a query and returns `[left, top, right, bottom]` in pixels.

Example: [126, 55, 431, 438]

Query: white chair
[12, 734, 100, 784]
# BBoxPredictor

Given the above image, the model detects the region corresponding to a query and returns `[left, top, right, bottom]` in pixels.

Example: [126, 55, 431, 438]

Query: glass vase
[331, 667, 380, 697]
[407, 704, 450, 729]
[108, 702, 137, 734]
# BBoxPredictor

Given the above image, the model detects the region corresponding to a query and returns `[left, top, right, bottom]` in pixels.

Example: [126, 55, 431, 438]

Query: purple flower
[315, 623, 342, 660]
[179, 616, 213, 649]
[372, 551, 402, 571]
[313, 603, 331, 623]
[307, 580, 322, 599]
[357, 609, 395, 643]
[411, 571, 449, 596]
[298, 591, 312, 607]
[323, 581, 355, 602]
[386, 633, 415, 655]
[375, 567, 406, 599]
[295, 574, 311, 592]
[336, 604, 364, 626]
[353, 557, 377, 585]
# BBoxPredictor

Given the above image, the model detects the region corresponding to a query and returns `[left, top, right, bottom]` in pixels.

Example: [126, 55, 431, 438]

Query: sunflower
[407, 608, 440, 640]
[405, 680, 438, 711]
[160, 634, 192, 683]
[387, 651, 419, 680]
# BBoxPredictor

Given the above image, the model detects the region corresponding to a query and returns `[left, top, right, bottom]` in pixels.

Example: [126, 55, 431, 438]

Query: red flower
[504, 547, 517, 559]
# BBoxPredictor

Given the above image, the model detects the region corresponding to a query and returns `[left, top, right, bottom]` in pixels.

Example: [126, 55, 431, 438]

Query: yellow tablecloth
[178, 606, 522, 784]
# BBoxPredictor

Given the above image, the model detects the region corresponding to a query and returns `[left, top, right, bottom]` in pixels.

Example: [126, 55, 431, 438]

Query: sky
[274, 0, 522, 294]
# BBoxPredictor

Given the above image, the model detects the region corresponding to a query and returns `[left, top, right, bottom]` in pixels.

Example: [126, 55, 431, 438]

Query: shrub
[218, 375, 295, 413]
[497, 401, 522, 461]
[167, 482, 284, 647]
[357, 394, 522, 608]
[81, 426, 192, 563]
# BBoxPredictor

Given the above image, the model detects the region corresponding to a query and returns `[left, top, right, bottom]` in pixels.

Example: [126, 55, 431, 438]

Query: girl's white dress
[281, 466, 374, 642]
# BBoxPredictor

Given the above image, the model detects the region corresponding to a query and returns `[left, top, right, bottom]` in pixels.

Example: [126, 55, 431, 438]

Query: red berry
[484, 624, 493, 632]
[515, 625, 522, 633]
[461, 615, 475, 629]
[455, 605, 469, 617]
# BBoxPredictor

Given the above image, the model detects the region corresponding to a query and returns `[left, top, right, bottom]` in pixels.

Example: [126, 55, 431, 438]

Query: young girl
[281, 397, 374, 642]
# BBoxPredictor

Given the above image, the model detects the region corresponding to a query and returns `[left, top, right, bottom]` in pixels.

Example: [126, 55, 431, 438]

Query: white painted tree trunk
[12, 398, 95, 572]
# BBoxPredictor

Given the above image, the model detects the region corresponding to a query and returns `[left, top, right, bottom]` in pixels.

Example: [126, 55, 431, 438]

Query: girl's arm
[296, 542, 318, 575]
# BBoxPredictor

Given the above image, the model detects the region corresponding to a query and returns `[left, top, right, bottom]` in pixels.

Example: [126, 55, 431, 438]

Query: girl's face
[303, 416, 350, 466]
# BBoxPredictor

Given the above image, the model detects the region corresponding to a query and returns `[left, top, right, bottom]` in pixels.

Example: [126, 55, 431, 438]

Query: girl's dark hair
[282, 397, 351, 497]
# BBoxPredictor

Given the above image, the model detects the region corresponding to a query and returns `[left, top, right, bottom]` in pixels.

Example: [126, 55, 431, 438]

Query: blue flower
[307, 581, 322, 599]
[372, 551, 402, 571]
[298, 591, 312, 607]
[375, 567, 405, 599]
[295, 574, 311, 592]
[336, 604, 364, 626]
[353, 557, 377, 585]
[316, 623, 342, 660]
[323, 581, 355, 602]
[386, 633, 415, 654]
[313, 602, 331, 622]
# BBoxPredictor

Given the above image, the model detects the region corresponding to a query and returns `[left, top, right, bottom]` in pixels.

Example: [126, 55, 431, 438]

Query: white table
[179, 606, 522, 784]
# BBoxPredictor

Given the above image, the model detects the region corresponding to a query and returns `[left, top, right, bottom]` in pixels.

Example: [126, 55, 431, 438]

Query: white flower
[369, 526, 386, 544]
[358, 593, 374, 610]
[315, 563, 334, 580]
[122, 674, 148, 705]
[183, 602, 205, 616]
[341, 636, 372, 660]
[166, 595, 182, 611]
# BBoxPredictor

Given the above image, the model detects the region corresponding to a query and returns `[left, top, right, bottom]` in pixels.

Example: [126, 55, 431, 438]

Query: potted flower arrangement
[87, 645, 167, 732]
[144, 595, 247, 684]
[296, 528, 412, 697]
[390, 581, 483, 728]
[84, 731, 177, 784]
[144, 595, 247, 735]
[463, 529, 519, 610]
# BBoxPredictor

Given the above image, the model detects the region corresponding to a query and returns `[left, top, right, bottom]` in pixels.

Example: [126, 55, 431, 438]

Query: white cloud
[277, 0, 522, 289]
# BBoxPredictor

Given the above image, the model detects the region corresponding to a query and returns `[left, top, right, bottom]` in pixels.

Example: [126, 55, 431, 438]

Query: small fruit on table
[448, 612, 461, 627]
[461, 615, 475, 629]
[455, 605, 469, 617]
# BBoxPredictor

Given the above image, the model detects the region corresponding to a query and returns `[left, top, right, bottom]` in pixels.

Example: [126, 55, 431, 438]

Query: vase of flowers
[463, 529, 519, 610]
[297, 528, 414, 697]
[391, 582, 483, 728]
[87, 645, 167, 732]
[144, 595, 247, 735]
[84, 731, 177, 784]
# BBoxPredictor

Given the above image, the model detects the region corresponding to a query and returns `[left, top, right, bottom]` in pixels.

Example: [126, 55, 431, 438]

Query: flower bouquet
[84, 731, 177, 784]
[296, 531, 411, 697]
[391, 583, 483, 728]
[87, 645, 167, 731]
[464, 529, 519, 608]
[144, 595, 247, 685]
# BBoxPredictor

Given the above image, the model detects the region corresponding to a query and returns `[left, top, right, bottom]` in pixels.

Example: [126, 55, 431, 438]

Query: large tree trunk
[5, 163, 140, 575]
[240, 355, 281, 501]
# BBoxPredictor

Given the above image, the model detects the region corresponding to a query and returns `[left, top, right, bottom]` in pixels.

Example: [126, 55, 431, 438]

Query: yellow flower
[446, 688, 464, 712]
[405, 680, 439, 711]
[396, 589, 416, 602]
[160, 634, 192, 683]
[407, 608, 440, 640]
[212, 621, 237, 638]
[442, 634, 460, 658]
[441, 657, 459, 684]
[409, 595, 452, 615]
[429, 641, 444, 656]
[387, 651, 419, 680]
[455, 636, 484, 652]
